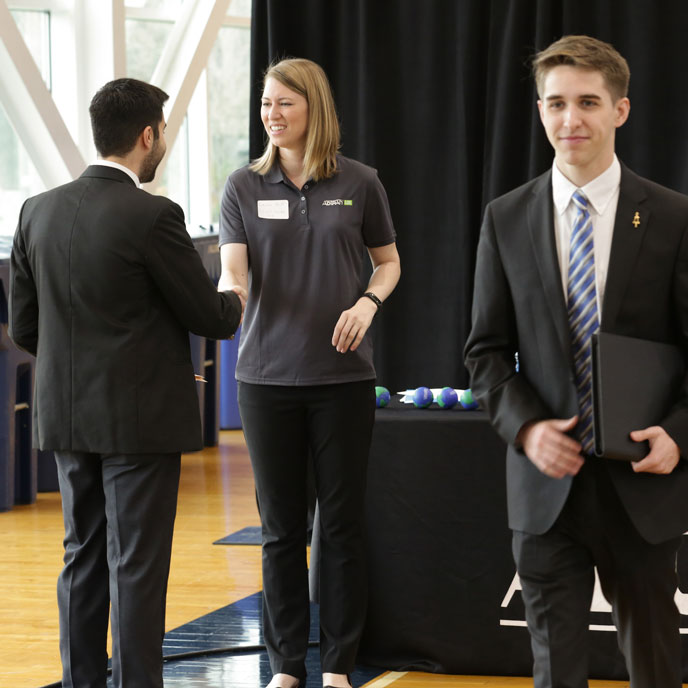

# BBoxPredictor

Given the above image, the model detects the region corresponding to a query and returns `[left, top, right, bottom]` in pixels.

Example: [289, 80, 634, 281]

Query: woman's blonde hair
[250, 58, 340, 181]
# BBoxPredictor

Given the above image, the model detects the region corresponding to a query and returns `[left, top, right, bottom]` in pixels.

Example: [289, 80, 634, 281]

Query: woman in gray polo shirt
[218, 58, 400, 688]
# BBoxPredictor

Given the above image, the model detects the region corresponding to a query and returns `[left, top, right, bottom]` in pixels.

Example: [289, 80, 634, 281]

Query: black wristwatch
[363, 291, 382, 310]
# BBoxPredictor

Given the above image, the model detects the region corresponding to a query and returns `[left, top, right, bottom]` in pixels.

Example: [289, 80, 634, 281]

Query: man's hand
[229, 285, 247, 310]
[517, 416, 585, 479]
[331, 297, 377, 353]
[220, 285, 246, 325]
[629, 426, 680, 474]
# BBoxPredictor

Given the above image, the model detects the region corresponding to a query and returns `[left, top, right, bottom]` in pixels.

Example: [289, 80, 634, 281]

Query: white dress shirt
[93, 159, 141, 188]
[552, 155, 621, 315]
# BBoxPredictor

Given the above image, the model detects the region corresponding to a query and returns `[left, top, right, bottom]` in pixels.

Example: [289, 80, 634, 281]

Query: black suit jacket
[9, 165, 242, 454]
[465, 164, 688, 544]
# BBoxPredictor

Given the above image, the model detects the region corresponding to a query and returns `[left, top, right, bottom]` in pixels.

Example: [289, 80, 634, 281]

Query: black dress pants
[238, 380, 375, 681]
[55, 450, 181, 688]
[512, 457, 682, 688]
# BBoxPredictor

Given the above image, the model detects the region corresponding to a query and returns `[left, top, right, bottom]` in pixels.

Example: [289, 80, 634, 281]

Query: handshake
[226, 284, 247, 311]
[218, 276, 248, 324]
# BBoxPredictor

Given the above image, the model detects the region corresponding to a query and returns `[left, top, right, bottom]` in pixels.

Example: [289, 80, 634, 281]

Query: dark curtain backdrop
[249, 0, 688, 393]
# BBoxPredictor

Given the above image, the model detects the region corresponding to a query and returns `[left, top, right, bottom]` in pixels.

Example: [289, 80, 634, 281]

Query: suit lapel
[601, 166, 649, 329]
[527, 171, 571, 361]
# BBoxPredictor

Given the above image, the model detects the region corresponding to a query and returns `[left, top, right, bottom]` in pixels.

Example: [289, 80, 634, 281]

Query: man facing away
[465, 35, 688, 687]
[9, 78, 245, 688]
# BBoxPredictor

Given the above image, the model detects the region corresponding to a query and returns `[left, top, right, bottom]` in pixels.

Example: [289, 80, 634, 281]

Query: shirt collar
[94, 159, 141, 188]
[264, 163, 285, 184]
[552, 155, 621, 216]
[263, 160, 318, 188]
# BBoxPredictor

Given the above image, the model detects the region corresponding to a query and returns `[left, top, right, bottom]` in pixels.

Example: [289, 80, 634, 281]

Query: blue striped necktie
[567, 190, 599, 453]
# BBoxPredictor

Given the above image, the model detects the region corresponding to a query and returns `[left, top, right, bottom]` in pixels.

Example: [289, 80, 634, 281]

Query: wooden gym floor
[0, 430, 642, 687]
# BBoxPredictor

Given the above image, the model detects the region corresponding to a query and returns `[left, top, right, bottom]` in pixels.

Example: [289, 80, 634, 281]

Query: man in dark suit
[9, 78, 244, 688]
[465, 36, 688, 688]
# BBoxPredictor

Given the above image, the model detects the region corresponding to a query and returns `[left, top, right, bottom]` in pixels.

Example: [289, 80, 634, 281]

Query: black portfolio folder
[591, 332, 685, 460]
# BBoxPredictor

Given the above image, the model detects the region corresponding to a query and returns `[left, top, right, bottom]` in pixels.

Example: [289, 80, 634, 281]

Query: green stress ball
[375, 386, 391, 408]
[460, 388, 479, 409]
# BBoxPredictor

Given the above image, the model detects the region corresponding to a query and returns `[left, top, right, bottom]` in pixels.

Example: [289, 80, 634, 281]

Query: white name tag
[257, 199, 289, 219]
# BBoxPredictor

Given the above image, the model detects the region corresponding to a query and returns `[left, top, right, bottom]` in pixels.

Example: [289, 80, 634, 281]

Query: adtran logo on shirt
[322, 199, 353, 206]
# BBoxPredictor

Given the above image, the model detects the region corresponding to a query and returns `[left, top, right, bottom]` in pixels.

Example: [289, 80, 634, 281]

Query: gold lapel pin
[632, 211, 640, 228]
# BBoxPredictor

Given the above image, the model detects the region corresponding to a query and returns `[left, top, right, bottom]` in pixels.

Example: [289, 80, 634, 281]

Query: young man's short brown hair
[532, 35, 630, 102]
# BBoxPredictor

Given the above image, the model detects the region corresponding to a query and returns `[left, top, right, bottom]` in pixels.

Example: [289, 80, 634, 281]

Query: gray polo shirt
[219, 155, 396, 386]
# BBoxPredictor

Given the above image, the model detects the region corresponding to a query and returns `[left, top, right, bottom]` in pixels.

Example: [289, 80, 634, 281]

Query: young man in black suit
[465, 36, 688, 687]
[9, 78, 244, 688]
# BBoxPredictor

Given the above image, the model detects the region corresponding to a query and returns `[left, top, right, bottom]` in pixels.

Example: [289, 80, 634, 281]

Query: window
[207, 23, 251, 223]
[11, 9, 51, 87]
[0, 9, 52, 235]
[124, 10, 190, 215]
[124, 2, 251, 226]
[0, 103, 44, 236]
[126, 0, 183, 10]
[0, 1, 252, 234]
[125, 17, 173, 82]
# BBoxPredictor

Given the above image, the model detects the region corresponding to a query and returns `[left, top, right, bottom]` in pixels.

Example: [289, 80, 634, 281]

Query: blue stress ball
[460, 388, 479, 410]
[413, 386, 433, 408]
[375, 386, 391, 408]
[437, 386, 458, 409]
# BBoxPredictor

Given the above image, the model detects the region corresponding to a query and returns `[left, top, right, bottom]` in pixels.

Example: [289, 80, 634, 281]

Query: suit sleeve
[660, 222, 688, 456]
[145, 202, 242, 339]
[8, 205, 38, 356]
[464, 203, 552, 445]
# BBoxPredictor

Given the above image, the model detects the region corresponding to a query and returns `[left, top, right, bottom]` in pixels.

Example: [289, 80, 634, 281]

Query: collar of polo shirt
[264, 165, 284, 184]
[265, 163, 316, 188]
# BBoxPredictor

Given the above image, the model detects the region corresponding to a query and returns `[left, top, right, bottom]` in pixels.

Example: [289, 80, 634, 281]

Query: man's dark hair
[89, 78, 169, 157]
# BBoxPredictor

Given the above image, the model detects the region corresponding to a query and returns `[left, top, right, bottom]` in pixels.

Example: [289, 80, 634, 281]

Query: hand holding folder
[591, 332, 685, 461]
